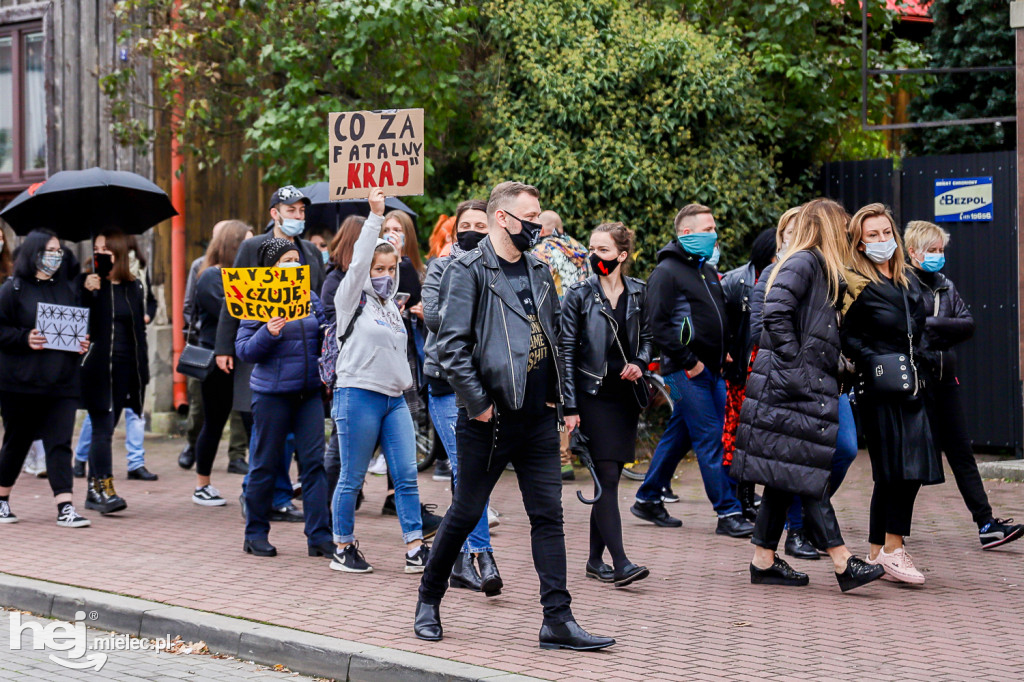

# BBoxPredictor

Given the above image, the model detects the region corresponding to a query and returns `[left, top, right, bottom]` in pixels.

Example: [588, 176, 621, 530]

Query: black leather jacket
[559, 275, 653, 411]
[721, 261, 757, 384]
[437, 236, 564, 420]
[916, 269, 974, 384]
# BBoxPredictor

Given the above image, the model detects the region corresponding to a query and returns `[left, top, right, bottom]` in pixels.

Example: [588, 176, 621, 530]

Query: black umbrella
[569, 430, 602, 505]
[0, 167, 178, 240]
[299, 182, 417, 233]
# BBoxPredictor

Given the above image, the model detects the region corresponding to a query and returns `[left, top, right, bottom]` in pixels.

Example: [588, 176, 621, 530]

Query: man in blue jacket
[630, 204, 754, 538]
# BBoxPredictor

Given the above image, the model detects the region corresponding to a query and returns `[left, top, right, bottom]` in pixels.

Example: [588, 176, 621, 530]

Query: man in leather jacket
[413, 182, 614, 651]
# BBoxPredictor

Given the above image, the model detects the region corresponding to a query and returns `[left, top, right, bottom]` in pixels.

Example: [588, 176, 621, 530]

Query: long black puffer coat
[732, 250, 843, 498]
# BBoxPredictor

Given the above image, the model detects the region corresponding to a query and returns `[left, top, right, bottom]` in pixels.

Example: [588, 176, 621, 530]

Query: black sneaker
[750, 554, 809, 586]
[421, 504, 443, 539]
[660, 486, 680, 504]
[405, 544, 430, 573]
[629, 500, 682, 528]
[980, 518, 1024, 550]
[330, 541, 373, 573]
[716, 514, 754, 538]
[72, 460, 86, 479]
[0, 500, 18, 524]
[432, 459, 452, 482]
[56, 503, 90, 528]
[192, 485, 226, 507]
[227, 459, 249, 475]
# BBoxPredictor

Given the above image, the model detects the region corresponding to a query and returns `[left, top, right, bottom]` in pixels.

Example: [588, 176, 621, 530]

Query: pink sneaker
[866, 554, 896, 582]
[876, 547, 925, 584]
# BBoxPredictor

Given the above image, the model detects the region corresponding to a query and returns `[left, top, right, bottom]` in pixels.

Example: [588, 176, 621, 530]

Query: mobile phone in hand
[394, 292, 411, 308]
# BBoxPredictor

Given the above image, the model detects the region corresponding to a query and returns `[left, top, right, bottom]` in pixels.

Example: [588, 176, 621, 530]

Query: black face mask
[457, 231, 486, 252]
[93, 253, 114, 278]
[503, 212, 541, 253]
[589, 253, 621, 277]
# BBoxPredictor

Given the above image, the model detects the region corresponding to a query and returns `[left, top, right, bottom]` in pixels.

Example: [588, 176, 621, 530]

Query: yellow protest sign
[221, 265, 311, 322]
[328, 108, 424, 199]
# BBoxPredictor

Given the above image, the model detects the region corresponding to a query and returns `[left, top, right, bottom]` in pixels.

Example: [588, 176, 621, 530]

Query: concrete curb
[977, 459, 1024, 482]
[0, 572, 545, 682]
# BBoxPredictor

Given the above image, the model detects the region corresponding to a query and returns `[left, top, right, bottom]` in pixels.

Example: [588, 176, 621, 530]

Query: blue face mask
[321, 249, 330, 264]
[920, 253, 945, 272]
[279, 218, 305, 237]
[707, 245, 721, 268]
[677, 232, 717, 260]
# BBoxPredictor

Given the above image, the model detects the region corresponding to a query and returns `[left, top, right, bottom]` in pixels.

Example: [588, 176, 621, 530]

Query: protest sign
[36, 302, 89, 352]
[328, 108, 424, 199]
[221, 265, 311, 322]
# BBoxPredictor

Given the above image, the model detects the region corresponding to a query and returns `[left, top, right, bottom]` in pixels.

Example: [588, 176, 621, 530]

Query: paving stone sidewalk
[1, 435, 1022, 681]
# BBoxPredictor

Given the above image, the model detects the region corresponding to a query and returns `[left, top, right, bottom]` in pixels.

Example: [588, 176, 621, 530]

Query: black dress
[578, 297, 641, 463]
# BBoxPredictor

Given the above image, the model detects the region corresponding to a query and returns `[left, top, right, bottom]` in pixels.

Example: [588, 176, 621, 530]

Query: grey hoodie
[333, 212, 412, 397]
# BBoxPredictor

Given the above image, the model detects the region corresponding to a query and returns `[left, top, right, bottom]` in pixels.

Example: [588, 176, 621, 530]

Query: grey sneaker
[0, 500, 17, 524]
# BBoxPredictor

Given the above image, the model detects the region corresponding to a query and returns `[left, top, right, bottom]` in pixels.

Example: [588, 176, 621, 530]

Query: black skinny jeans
[196, 368, 234, 477]
[925, 382, 992, 527]
[589, 461, 629, 571]
[752, 486, 845, 552]
[868, 480, 921, 546]
[0, 393, 77, 496]
[419, 408, 573, 626]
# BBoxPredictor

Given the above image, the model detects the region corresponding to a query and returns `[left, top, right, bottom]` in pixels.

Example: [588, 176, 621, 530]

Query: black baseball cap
[269, 185, 311, 208]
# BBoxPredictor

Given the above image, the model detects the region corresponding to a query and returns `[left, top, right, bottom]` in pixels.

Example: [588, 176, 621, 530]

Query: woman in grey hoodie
[329, 188, 428, 575]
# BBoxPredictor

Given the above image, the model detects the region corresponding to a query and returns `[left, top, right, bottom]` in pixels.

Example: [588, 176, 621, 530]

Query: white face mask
[862, 238, 897, 264]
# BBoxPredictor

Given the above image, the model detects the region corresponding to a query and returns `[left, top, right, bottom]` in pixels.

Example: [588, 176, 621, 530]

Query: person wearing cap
[235, 238, 333, 557]
[214, 186, 326, 520]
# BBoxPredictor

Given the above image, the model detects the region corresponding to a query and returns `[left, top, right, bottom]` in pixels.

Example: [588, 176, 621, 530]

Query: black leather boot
[738, 483, 758, 522]
[98, 477, 127, 514]
[476, 551, 503, 597]
[449, 552, 483, 591]
[835, 556, 885, 593]
[84, 477, 105, 512]
[413, 600, 443, 641]
[539, 621, 615, 651]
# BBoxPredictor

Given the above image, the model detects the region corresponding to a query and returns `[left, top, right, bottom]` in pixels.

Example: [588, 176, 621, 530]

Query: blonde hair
[382, 210, 423, 275]
[847, 203, 908, 287]
[765, 198, 850, 305]
[776, 206, 802, 252]
[904, 220, 950, 258]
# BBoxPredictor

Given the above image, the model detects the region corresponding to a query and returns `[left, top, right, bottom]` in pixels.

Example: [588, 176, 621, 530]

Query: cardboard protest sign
[328, 108, 424, 199]
[221, 265, 311, 322]
[36, 302, 89, 352]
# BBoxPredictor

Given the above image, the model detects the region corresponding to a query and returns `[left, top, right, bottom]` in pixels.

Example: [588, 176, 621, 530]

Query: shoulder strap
[337, 292, 367, 351]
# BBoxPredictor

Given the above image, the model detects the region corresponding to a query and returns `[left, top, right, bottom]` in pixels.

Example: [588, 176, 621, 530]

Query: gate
[822, 151, 1022, 454]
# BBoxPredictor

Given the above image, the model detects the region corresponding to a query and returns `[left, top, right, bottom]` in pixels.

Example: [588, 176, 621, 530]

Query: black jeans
[196, 368, 233, 477]
[925, 382, 992, 527]
[868, 480, 921, 545]
[419, 408, 573, 626]
[87, 408, 124, 479]
[0, 392, 77, 496]
[752, 486, 844, 551]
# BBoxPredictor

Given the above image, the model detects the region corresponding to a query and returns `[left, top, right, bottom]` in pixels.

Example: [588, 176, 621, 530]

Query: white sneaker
[865, 553, 896, 582]
[56, 504, 90, 528]
[487, 506, 500, 529]
[23, 441, 46, 477]
[876, 546, 925, 584]
[192, 485, 227, 507]
[367, 453, 387, 476]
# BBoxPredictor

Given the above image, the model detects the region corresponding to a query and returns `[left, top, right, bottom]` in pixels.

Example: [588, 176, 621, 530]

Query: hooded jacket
[645, 238, 729, 376]
[333, 213, 412, 397]
[235, 292, 326, 395]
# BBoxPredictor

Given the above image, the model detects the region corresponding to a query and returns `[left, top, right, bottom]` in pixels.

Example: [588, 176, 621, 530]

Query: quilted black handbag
[862, 288, 918, 396]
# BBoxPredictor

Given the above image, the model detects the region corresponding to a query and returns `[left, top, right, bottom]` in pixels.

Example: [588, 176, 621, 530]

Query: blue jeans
[242, 433, 294, 509]
[787, 392, 859, 530]
[428, 389, 491, 553]
[75, 408, 146, 472]
[332, 387, 422, 544]
[637, 369, 742, 517]
[245, 391, 331, 545]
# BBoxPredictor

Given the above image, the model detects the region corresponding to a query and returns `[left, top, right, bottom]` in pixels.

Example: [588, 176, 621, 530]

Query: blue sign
[934, 177, 993, 222]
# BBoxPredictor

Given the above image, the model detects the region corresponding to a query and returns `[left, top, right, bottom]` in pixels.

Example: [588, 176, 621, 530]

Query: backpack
[318, 292, 367, 389]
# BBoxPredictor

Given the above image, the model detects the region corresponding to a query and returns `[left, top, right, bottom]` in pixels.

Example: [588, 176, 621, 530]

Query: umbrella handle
[576, 461, 603, 505]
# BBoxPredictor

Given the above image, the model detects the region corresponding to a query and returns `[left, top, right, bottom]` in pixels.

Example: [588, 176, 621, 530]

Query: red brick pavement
[1, 436, 1022, 681]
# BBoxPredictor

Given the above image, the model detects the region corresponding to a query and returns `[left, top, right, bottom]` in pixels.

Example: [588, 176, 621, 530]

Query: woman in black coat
[80, 228, 149, 515]
[0, 230, 90, 527]
[842, 204, 942, 585]
[904, 220, 1022, 549]
[561, 222, 653, 588]
[733, 199, 884, 593]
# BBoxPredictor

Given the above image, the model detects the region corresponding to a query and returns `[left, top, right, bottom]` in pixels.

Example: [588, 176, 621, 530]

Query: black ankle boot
[84, 477, 104, 512]
[413, 600, 443, 641]
[84, 477, 127, 515]
[449, 552, 483, 591]
[738, 483, 758, 522]
[835, 556, 885, 593]
[476, 551, 503, 597]
[784, 529, 821, 560]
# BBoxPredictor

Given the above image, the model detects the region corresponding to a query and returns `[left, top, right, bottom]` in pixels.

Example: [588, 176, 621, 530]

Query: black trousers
[752, 486, 845, 552]
[196, 368, 234, 477]
[925, 382, 992, 527]
[0, 392, 77, 496]
[868, 480, 921, 545]
[419, 408, 573, 626]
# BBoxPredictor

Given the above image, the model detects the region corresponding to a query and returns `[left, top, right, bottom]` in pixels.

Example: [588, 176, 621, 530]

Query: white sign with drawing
[36, 302, 89, 352]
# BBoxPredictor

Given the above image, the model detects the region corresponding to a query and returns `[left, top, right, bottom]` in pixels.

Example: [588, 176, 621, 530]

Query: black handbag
[175, 281, 216, 381]
[862, 288, 918, 396]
